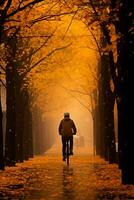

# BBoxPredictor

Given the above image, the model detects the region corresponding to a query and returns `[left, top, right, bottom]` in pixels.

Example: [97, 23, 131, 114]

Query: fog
[32, 17, 98, 155]
[45, 95, 94, 155]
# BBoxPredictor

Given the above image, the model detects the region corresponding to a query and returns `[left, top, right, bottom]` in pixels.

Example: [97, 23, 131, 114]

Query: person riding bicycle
[58, 113, 77, 161]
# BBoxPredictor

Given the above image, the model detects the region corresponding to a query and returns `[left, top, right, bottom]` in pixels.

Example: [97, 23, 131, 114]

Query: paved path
[0, 152, 134, 200]
[25, 155, 97, 200]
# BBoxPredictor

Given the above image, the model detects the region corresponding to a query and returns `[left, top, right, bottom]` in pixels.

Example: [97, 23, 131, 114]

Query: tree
[0, 87, 4, 170]
[0, 0, 46, 167]
[113, 0, 133, 184]
[79, 0, 132, 183]
[60, 0, 131, 182]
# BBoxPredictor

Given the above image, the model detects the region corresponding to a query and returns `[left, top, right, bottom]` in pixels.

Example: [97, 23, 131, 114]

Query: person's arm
[58, 121, 62, 135]
[72, 120, 77, 135]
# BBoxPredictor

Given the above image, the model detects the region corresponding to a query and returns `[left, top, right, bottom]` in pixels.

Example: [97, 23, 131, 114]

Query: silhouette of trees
[76, 0, 132, 184]
[0, 0, 73, 167]
[61, 0, 131, 184]
[0, 0, 44, 168]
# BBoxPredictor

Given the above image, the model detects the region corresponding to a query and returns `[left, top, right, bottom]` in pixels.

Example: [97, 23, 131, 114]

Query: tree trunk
[92, 105, 101, 155]
[5, 63, 16, 166]
[115, 0, 133, 184]
[0, 95, 4, 170]
[95, 106, 101, 155]
[0, 11, 5, 170]
[98, 80, 105, 158]
[22, 90, 33, 160]
[15, 87, 24, 162]
[100, 54, 116, 163]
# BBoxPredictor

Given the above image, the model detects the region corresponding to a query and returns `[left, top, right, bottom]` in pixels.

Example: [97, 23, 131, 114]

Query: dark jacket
[59, 117, 77, 137]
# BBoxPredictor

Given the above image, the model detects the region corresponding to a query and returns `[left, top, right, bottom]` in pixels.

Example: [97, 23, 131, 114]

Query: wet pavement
[0, 154, 134, 200]
[25, 156, 97, 200]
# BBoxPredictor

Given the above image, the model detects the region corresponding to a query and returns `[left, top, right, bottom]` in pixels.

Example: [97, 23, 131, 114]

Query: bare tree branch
[29, 11, 76, 26]
[22, 43, 72, 77]
[0, 0, 7, 7]
[88, 27, 101, 57]
[62, 8, 79, 40]
[0, 65, 6, 72]
[6, 0, 43, 18]
[29, 28, 57, 57]
[4, 0, 12, 13]
[62, 69, 90, 95]
[0, 79, 6, 88]
[29, 35, 53, 57]
[61, 85, 93, 116]
[17, 35, 53, 39]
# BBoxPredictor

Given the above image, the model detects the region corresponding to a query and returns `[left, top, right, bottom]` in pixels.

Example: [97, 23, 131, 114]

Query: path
[0, 148, 134, 200]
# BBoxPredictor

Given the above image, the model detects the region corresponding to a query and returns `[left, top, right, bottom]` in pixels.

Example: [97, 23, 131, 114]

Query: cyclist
[58, 113, 77, 161]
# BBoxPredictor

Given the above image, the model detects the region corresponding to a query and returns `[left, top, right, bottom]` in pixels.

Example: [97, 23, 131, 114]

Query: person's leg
[62, 137, 66, 160]
[69, 136, 73, 155]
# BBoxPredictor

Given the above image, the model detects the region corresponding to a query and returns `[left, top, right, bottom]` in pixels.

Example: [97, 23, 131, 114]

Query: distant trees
[32, 106, 54, 155]
[58, 0, 117, 163]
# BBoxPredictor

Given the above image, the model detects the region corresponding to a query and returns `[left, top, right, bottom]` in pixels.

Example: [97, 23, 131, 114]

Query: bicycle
[66, 139, 70, 166]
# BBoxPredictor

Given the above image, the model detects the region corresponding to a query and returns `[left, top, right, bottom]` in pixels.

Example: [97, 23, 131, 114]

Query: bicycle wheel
[66, 140, 69, 166]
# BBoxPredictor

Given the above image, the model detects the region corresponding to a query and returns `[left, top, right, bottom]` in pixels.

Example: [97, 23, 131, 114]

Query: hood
[64, 117, 70, 121]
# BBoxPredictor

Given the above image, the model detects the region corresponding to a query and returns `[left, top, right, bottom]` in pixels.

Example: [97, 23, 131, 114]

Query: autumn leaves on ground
[0, 149, 134, 200]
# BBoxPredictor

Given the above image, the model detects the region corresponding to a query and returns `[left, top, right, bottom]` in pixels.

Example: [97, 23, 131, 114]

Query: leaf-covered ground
[0, 154, 134, 200]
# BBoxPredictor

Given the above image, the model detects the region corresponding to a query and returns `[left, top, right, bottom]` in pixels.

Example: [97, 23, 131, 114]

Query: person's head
[64, 112, 70, 118]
